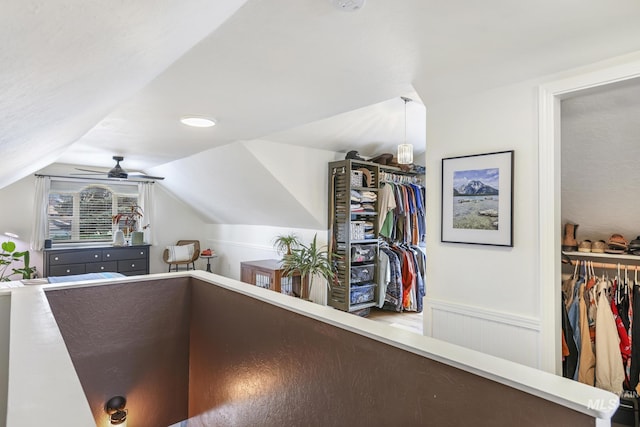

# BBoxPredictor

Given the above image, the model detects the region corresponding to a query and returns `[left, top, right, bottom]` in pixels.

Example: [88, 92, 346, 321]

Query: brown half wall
[46, 277, 594, 426]
[46, 277, 191, 427]
[189, 279, 593, 426]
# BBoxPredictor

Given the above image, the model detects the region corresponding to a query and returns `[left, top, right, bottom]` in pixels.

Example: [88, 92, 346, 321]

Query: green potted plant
[112, 205, 148, 245]
[272, 233, 301, 257]
[0, 240, 34, 281]
[280, 234, 336, 300]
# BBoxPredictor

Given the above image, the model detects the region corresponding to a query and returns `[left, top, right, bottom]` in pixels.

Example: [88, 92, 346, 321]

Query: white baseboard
[425, 298, 541, 369]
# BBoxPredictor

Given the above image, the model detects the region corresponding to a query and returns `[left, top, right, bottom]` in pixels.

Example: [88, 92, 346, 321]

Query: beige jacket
[594, 280, 624, 395]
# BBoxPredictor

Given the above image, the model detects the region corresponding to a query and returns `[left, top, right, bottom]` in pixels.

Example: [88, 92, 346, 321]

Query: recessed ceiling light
[180, 117, 216, 128]
[330, 0, 366, 12]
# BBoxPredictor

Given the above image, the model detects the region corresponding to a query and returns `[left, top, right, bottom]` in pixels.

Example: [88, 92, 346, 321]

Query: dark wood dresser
[43, 245, 150, 277]
[240, 259, 307, 297]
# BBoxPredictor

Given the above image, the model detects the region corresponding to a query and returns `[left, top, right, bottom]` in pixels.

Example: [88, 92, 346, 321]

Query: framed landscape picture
[441, 150, 513, 246]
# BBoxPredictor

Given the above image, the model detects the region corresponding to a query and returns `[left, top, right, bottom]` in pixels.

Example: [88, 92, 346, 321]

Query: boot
[562, 222, 579, 252]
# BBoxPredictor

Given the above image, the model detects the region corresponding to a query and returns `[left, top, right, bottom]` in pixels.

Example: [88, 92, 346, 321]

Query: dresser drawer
[117, 260, 145, 272]
[49, 250, 102, 265]
[49, 264, 86, 276]
[85, 261, 118, 273]
[103, 247, 148, 261]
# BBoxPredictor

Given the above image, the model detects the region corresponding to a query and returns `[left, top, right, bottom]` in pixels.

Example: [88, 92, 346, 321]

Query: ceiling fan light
[180, 117, 216, 128]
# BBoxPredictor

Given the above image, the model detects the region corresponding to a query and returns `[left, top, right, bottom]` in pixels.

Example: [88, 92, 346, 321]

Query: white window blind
[47, 179, 139, 243]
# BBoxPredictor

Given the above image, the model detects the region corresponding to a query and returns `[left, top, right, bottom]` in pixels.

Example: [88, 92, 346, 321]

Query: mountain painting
[452, 168, 499, 230]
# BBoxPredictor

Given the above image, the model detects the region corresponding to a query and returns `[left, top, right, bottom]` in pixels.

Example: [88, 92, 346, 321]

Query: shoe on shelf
[591, 240, 607, 253]
[562, 222, 579, 252]
[578, 240, 592, 253]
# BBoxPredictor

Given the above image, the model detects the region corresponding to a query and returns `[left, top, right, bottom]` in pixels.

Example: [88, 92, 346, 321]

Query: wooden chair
[163, 240, 200, 272]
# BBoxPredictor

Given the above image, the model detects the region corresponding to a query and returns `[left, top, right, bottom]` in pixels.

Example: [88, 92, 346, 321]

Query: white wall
[420, 80, 542, 368]
[205, 224, 329, 303]
[0, 166, 207, 277]
[0, 175, 41, 277]
[149, 184, 208, 273]
[417, 51, 640, 371]
[0, 294, 9, 426]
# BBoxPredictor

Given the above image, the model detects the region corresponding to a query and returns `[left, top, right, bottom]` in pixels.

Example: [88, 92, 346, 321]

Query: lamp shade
[397, 144, 413, 165]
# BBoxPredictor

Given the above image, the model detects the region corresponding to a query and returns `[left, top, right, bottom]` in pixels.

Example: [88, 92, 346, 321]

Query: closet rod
[568, 259, 640, 271]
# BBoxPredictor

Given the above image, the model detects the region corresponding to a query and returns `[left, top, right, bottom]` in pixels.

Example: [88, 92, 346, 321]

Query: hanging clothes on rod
[561, 256, 640, 397]
[378, 241, 425, 313]
[378, 175, 425, 245]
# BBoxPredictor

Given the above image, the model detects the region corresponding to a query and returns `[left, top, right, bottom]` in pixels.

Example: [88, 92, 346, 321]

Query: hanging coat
[578, 283, 596, 386]
[594, 281, 625, 395]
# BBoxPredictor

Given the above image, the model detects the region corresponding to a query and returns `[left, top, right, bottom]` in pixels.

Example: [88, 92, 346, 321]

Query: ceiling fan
[73, 156, 165, 181]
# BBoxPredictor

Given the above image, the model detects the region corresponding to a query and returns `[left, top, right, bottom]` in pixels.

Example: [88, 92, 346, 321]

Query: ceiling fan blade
[74, 167, 106, 174]
[70, 172, 108, 176]
[70, 157, 164, 181]
[127, 172, 165, 180]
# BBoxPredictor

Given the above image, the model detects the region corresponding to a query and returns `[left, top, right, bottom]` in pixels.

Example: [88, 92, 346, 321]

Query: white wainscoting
[425, 298, 541, 369]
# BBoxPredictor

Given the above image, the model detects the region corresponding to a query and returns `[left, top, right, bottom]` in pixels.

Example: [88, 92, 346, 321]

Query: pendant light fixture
[397, 97, 413, 165]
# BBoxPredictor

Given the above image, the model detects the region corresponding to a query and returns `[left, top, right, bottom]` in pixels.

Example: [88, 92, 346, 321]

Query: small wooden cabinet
[44, 245, 150, 277]
[240, 259, 307, 297]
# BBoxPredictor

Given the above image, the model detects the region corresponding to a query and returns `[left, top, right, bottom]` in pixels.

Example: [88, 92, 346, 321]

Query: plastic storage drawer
[350, 283, 375, 305]
[350, 264, 374, 283]
[351, 244, 376, 263]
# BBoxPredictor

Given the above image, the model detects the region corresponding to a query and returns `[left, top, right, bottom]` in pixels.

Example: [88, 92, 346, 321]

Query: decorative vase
[113, 229, 125, 246]
[131, 231, 144, 245]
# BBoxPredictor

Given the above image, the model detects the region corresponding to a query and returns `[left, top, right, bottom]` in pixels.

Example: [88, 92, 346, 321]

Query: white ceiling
[3, 0, 640, 186]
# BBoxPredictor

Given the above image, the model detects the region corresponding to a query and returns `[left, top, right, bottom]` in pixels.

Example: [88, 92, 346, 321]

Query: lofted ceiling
[2, 1, 640, 219]
[561, 77, 640, 243]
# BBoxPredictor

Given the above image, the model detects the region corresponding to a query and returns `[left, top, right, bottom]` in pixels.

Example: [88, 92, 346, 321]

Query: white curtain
[30, 176, 50, 251]
[138, 182, 156, 245]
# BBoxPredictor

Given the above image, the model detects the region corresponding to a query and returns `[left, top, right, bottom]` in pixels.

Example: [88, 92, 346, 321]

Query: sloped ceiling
[0, 0, 248, 188]
[147, 140, 337, 228]
[3, 0, 640, 227]
[561, 78, 640, 242]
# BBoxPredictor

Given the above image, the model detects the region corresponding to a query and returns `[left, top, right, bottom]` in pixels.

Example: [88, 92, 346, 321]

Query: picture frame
[441, 150, 514, 246]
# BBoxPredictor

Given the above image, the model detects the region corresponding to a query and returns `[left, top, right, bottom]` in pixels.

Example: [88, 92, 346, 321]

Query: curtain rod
[34, 173, 156, 184]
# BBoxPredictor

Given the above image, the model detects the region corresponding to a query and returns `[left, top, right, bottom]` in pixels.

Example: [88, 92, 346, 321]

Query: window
[47, 180, 139, 243]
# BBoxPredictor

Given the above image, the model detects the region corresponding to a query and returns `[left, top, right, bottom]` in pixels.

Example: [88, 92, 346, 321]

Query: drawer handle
[54, 257, 59, 261]
[66, 269, 70, 273]
[101, 266, 105, 270]
[140, 251, 144, 255]
[94, 254, 99, 258]
[106, 254, 110, 257]
[131, 264, 135, 268]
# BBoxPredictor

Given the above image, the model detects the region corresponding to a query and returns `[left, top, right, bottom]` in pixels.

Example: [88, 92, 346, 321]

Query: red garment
[611, 297, 632, 358]
[401, 251, 415, 310]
